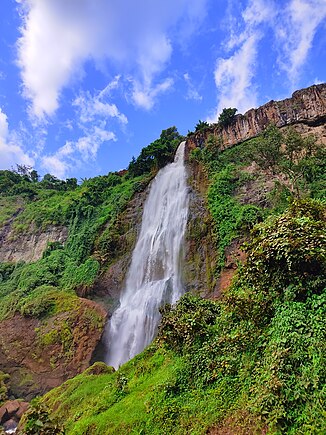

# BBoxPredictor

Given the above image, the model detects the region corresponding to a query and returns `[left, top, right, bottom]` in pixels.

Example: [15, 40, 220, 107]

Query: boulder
[0, 400, 29, 425]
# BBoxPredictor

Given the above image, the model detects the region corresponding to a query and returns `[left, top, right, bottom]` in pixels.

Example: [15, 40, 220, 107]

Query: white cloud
[75, 127, 116, 161]
[0, 109, 8, 139]
[184, 73, 202, 102]
[39, 78, 124, 178]
[210, 0, 325, 122]
[40, 125, 116, 178]
[40, 155, 69, 179]
[131, 78, 174, 110]
[0, 108, 34, 169]
[209, 0, 273, 121]
[213, 34, 259, 117]
[16, 0, 208, 117]
[276, 0, 326, 85]
[73, 77, 128, 124]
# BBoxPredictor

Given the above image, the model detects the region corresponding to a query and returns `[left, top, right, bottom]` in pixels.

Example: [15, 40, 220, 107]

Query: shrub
[20, 398, 64, 434]
[218, 108, 237, 127]
[158, 293, 220, 354]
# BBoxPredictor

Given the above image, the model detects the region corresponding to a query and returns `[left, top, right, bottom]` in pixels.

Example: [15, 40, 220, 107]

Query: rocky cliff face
[183, 159, 219, 298]
[90, 184, 150, 314]
[188, 83, 326, 149]
[184, 83, 326, 299]
[0, 223, 68, 263]
[0, 298, 106, 400]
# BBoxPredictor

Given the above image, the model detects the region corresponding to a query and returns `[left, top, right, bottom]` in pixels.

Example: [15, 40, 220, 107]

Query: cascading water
[104, 141, 189, 369]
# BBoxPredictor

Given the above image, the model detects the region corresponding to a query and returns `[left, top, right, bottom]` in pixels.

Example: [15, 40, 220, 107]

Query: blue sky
[0, 0, 325, 180]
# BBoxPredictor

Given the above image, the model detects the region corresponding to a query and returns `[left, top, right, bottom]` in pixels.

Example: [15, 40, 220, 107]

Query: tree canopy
[128, 126, 182, 177]
[218, 107, 237, 127]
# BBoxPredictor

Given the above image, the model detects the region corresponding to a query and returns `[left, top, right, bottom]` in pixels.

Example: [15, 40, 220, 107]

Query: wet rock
[183, 159, 219, 298]
[3, 419, 17, 434]
[0, 400, 29, 434]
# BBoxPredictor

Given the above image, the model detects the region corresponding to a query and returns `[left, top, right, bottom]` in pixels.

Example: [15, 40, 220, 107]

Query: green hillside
[15, 124, 326, 434]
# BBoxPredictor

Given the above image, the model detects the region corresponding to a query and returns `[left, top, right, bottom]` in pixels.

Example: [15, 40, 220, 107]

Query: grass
[36, 199, 325, 435]
[3, 129, 326, 434]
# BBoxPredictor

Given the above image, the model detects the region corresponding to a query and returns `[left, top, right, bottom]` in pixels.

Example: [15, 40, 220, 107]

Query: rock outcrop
[183, 158, 219, 298]
[0, 223, 68, 263]
[188, 83, 326, 150]
[0, 298, 106, 400]
[0, 400, 29, 434]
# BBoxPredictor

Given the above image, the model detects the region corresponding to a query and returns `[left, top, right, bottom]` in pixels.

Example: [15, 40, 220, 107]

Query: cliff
[0, 296, 106, 400]
[188, 83, 326, 149]
[1, 83, 326, 434]
[0, 223, 68, 263]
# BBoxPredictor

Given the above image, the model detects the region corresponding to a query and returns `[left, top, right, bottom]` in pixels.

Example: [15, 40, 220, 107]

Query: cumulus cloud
[276, 0, 326, 85]
[73, 76, 128, 124]
[213, 34, 259, 114]
[40, 155, 69, 179]
[210, 0, 325, 121]
[0, 108, 34, 169]
[40, 124, 116, 178]
[131, 78, 174, 110]
[16, 0, 208, 118]
[209, 0, 273, 121]
[75, 127, 116, 161]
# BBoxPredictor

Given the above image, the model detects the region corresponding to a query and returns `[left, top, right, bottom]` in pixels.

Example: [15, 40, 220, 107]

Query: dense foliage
[0, 128, 181, 321]
[1, 121, 325, 434]
[27, 198, 325, 435]
[191, 124, 325, 272]
[0, 172, 147, 321]
[128, 126, 182, 177]
[218, 107, 237, 127]
[249, 125, 325, 198]
[194, 120, 210, 132]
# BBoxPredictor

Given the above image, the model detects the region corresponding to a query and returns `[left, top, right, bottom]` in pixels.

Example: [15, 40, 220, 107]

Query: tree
[218, 108, 237, 127]
[14, 164, 33, 178]
[128, 126, 182, 177]
[13, 164, 39, 183]
[66, 178, 78, 190]
[250, 125, 324, 197]
[249, 124, 283, 174]
[195, 120, 209, 132]
[40, 173, 66, 190]
[30, 170, 39, 183]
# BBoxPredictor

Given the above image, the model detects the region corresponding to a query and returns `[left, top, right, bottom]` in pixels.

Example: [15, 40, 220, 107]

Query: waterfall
[104, 141, 189, 369]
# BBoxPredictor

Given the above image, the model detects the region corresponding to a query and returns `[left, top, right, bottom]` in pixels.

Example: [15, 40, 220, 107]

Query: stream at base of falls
[103, 141, 189, 369]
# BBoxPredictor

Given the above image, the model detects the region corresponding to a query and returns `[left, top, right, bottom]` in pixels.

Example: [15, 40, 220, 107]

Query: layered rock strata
[188, 83, 326, 150]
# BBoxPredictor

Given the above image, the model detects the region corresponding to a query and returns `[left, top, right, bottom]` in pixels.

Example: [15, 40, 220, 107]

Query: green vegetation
[0, 127, 183, 325]
[194, 120, 210, 132]
[0, 371, 9, 404]
[191, 124, 325, 272]
[1, 121, 325, 434]
[19, 398, 64, 434]
[208, 164, 263, 268]
[249, 125, 325, 198]
[24, 198, 325, 434]
[128, 126, 182, 177]
[218, 107, 237, 127]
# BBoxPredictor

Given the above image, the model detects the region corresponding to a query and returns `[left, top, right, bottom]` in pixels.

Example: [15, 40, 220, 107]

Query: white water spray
[104, 141, 189, 368]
